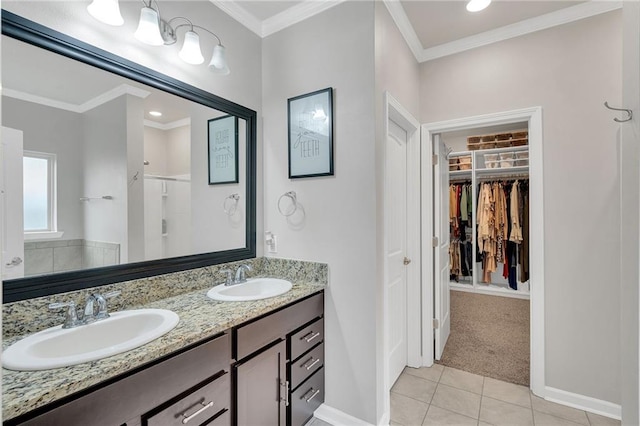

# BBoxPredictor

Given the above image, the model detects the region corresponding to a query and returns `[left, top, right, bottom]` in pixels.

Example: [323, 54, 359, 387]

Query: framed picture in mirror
[288, 87, 334, 179]
[208, 115, 239, 184]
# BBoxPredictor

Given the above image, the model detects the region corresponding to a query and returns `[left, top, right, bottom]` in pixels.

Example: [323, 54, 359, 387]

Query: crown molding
[382, 0, 424, 61]
[419, 1, 623, 62]
[262, 0, 346, 38]
[144, 117, 191, 130]
[2, 84, 150, 113]
[209, 0, 263, 37]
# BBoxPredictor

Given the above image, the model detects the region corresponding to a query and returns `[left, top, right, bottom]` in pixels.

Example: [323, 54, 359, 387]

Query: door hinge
[432, 154, 438, 166]
[433, 318, 439, 329]
[432, 236, 438, 247]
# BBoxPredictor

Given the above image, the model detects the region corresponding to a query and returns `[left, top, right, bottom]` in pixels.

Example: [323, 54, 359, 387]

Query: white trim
[421, 107, 544, 397]
[314, 403, 374, 426]
[3, 84, 150, 114]
[144, 118, 191, 131]
[382, 0, 424, 62]
[24, 231, 64, 241]
[420, 123, 435, 368]
[544, 386, 622, 421]
[209, 0, 263, 37]
[262, 1, 347, 38]
[450, 283, 530, 301]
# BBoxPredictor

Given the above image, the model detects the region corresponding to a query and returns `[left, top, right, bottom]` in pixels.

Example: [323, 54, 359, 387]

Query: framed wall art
[208, 115, 239, 185]
[287, 87, 334, 178]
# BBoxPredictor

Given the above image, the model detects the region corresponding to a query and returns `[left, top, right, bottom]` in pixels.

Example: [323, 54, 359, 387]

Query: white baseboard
[544, 386, 622, 420]
[314, 403, 375, 426]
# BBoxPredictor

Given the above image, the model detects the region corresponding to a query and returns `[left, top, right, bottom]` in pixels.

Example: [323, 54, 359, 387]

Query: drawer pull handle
[181, 400, 214, 424]
[302, 357, 321, 370]
[303, 388, 321, 403]
[302, 332, 321, 343]
[280, 380, 290, 407]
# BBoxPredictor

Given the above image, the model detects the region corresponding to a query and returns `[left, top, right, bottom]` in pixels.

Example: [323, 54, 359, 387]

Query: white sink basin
[207, 278, 292, 302]
[2, 309, 179, 371]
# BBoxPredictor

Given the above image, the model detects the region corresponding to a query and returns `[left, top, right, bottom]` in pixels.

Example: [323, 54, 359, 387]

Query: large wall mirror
[1, 11, 257, 303]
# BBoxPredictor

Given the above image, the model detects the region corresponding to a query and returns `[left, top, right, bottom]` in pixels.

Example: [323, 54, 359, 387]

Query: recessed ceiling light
[149, 111, 162, 117]
[467, 0, 491, 12]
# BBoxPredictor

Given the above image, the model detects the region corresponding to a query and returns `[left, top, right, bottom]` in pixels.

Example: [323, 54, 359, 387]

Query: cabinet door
[235, 341, 286, 426]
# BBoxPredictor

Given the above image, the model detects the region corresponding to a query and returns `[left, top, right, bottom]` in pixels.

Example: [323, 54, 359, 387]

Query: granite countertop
[2, 279, 325, 421]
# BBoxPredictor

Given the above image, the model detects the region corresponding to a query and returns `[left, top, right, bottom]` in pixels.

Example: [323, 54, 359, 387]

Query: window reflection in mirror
[2, 35, 247, 279]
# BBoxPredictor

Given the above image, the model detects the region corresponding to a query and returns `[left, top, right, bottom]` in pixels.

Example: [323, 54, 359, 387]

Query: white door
[386, 119, 409, 385]
[1, 127, 25, 279]
[433, 134, 450, 359]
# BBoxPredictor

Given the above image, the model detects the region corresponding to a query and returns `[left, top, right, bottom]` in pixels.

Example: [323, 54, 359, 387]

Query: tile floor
[390, 365, 621, 426]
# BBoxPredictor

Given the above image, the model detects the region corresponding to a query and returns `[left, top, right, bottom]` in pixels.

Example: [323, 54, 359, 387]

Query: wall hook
[604, 101, 632, 123]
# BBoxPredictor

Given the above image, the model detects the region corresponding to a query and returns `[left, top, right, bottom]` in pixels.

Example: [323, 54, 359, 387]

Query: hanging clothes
[449, 182, 473, 282]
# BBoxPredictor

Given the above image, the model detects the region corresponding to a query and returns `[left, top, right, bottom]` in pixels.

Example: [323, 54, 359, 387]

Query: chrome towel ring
[278, 191, 298, 216]
[224, 193, 240, 216]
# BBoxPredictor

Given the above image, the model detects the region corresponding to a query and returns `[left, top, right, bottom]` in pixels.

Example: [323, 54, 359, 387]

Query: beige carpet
[437, 290, 530, 386]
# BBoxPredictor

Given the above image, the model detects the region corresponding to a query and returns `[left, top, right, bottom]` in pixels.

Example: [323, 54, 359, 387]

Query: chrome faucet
[235, 264, 252, 284]
[220, 269, 235, 286]
[49, 291, 121, 328]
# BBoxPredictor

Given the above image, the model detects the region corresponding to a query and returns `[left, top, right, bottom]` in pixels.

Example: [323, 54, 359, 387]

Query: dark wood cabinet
[232, 293, 325, 426]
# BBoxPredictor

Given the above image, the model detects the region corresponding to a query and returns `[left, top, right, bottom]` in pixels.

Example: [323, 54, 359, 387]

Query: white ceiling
[1, 0, 621, 120]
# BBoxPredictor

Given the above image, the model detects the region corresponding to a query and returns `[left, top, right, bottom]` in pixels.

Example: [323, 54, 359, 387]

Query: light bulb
[87, 0, 124, 26]
[179, 31, 204, 65]
[208, 44, 230, 75]
[134, 7, 164, 46]
[466, 0, 491, 12]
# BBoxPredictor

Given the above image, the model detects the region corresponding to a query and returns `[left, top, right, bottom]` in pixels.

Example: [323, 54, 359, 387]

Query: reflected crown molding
[144, 117, 191, 130]
[2, 83, 150, 113]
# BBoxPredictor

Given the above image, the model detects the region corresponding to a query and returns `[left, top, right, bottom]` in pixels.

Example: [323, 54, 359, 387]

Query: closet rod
[477, 173, 529, 181]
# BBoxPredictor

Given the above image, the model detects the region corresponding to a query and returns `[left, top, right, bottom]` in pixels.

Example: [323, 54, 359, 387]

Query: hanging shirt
[509, 180, 523, 244]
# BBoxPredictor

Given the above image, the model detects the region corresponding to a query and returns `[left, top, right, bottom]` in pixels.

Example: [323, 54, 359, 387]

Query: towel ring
[224, 193, 240, 216]
[278, 191, 298, 217]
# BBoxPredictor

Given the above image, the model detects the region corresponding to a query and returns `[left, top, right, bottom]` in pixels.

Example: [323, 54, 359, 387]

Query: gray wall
[262, 2, 378, 422]
[2, 97, 84, 239]
[420, 11, 623, 404]
[620, 3, 640, 424]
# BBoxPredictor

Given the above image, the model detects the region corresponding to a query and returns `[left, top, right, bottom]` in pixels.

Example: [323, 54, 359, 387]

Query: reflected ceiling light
[149, 111, 162, 117]
[88, 0, 230, 74]
[87, 0, 124, 26]
[466, 0, 491, 12]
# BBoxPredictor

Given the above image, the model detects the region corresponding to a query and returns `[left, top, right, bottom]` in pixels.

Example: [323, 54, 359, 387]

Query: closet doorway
[421, 107, 544, 395]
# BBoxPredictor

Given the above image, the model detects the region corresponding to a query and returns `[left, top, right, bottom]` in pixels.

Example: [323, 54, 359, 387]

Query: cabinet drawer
[290, 343, 323, 390]
[145, 373, 229, 426]
[209, 409, 229, 425]
[289, 318, 324, 362]
[289, 367, 324, 426]
[235, 293, 323, 361]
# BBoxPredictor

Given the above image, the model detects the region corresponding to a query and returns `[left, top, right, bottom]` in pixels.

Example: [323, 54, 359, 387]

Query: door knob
[5, 257, 22, 267]
[403, 257, 411, 265]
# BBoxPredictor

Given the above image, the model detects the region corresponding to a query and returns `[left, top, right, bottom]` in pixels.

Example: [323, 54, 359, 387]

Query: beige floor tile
[404, 364, 445, 383]
[391, 373, 438, 403]
[430, 384, 482, 419]
[531, 396, 589, 425]
[483, 377, 532, 408]
[534, 411, 584, 425]
[439, 367, 485, 394]
[422, 405, 477, 426]
[585, 412, 621, 426]
[480, 396, 534, 426]
[390, 392, 429, 426]
[479, 422, 494, 426]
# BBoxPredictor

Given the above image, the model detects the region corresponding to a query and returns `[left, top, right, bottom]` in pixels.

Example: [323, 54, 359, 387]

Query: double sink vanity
[2, 258, 327, 426]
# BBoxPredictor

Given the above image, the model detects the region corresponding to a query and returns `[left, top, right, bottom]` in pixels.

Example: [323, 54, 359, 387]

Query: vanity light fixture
[87, 0, 124, 26]
[466, 0, 491, 12]
[89, 0, 230, 74]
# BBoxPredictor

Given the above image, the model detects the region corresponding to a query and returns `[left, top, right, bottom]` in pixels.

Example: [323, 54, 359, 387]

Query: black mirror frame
[1, 11, 257, 303]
